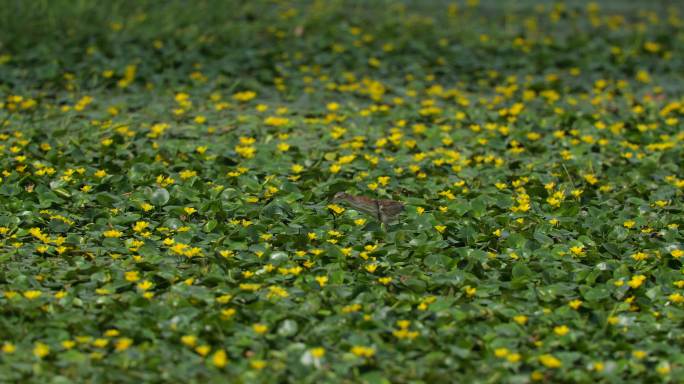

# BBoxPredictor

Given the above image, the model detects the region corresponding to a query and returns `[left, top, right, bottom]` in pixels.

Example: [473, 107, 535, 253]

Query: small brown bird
[332, 192, 405, 224]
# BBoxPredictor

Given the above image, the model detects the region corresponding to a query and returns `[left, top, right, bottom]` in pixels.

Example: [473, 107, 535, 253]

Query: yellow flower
[219, 250, 234, 258]
[2, 342, 16, 354]
[671, 249, 684, 259]
[212, 349, 228, 368]
[137, 280, 153, 291]
[195, 345, 211, 356]
[513, 315, 528, 325]
[668, 293, 684, 303]
[568, 299, 582, 310]
[115, 337, 133, 351]
[232, 91, 256, 102]
[23, 290, 42, 300]
[140, 203, 154, 212]
[628, 275, 647, 289]
[315, 276, 328, 287]
[553, 325, 569, 336]
[96, 288, 111, 295]
[250, 360, 267, 370]
[310, 347, 325, 358]
[435, 225, 447, 233]
[494, 348, 509, 357]
[342, 303, 362, 313]
[179, 169, 197, 180]
[103, 229, 123, 238]
[33, 342, 50, 358]
[264, 116, 290, 127]
[104, 329, 120, 337]
[216, 294, 233, 304]
[569, 245, 585, 256]
[277, 142, 290, 152]
[252, 323, 268, 334]
[351, 345, 375, 358]
[539, 354, 561, 368]
[464, 285, 477, 297]
[125, 271, 140, 282]
[657, 362, 671, 375]
[636, 70, 651, 83]
[329, 164, 341, 173]
[61, 340, 76, 350]
[583, 174, 598, 185]
[235, 145, 256, 158]
[132, 221, 149, 232]
[507, 353, 521, 363]
[239, 283, 261, 291]
[327, 204, 345, 214]
[221, 308, 236, 319]
[181, 335, 197, 347]
[267, 285, 289, 299]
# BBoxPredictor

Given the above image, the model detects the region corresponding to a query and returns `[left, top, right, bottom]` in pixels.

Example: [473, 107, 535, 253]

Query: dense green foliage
[1, 0, 684, 382]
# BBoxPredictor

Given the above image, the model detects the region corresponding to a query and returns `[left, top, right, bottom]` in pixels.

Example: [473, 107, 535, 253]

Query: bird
[332, 192, 405, 224]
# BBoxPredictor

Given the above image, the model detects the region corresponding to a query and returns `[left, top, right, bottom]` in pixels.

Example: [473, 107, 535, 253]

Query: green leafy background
[0, 0, 683, 382]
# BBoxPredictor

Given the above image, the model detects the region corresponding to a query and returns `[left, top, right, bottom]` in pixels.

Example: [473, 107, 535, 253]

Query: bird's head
[332, 192, 349, 201]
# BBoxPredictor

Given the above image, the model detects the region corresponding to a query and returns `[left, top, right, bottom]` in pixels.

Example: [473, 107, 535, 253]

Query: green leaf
[582, 286, 610, 302]
[151, 188, 170, 206]
[361, 371, 390, 384]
